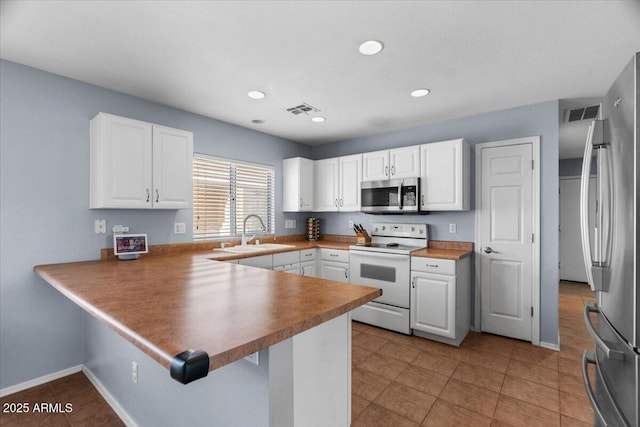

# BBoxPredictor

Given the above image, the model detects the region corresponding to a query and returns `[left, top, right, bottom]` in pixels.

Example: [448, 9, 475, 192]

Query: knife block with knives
[353, 224, 372, 246]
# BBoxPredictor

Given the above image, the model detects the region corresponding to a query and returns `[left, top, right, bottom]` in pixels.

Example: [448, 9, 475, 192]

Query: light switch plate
[449, 224, 457, 234]
[285, 219, 296, 229]
[94, 219, 106, 234]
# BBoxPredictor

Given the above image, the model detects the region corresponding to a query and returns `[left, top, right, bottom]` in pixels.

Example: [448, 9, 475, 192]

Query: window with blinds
[193, 154, 274, 240]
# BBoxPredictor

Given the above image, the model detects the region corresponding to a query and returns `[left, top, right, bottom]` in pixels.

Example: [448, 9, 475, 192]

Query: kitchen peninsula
[34, 248, 381, 427]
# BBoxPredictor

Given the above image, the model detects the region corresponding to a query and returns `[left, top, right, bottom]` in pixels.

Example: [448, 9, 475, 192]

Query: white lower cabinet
[300, 261, 317, 277]
[239, 254, 273, 269]
[410, 256, 470, 346]
[319, 249, 349, 283]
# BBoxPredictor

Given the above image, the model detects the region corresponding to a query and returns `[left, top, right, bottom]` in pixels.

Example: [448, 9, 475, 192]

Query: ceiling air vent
[565, 104, 601, 122]
[286, 102, 320, 116]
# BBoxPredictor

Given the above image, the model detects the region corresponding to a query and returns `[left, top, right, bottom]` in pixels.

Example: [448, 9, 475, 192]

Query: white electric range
[349, 223, 428, 334]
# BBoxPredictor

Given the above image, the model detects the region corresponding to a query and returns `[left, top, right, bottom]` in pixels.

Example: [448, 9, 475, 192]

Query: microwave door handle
[398, 182, 403, 209]
[580, 120, 597, 291]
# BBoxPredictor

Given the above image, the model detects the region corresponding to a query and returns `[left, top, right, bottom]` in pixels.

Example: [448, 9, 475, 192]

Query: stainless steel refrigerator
[580, 52, 639, 427]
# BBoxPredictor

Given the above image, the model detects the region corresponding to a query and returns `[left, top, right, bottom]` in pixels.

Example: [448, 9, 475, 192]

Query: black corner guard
[170, 350, 209, 384]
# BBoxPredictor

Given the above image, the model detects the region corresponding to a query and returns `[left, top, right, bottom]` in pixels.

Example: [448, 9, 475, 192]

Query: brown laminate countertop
[34, 250, 381, 374]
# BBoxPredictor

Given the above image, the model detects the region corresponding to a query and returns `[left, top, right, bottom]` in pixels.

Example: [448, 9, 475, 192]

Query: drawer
[411, 256, 455, 275]
[320, 248, 349, 263]
[273, 251, 300, 267]
[300, 248, 317, 261]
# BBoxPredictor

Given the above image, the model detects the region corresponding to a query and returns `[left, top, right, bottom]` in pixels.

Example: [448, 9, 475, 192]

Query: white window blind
[193, 154, 274, 240]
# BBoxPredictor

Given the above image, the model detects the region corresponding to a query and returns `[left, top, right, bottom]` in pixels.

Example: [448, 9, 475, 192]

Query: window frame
[193, 153, 275, 241]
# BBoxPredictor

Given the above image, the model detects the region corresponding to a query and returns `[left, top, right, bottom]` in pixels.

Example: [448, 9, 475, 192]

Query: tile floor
[351, 280, 596, 426]
[0, 372, 123, 427]
[1, 281, 595, 426]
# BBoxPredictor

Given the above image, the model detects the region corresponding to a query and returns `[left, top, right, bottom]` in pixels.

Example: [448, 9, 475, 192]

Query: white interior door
[478, 142, 534, 341]
[559, 177, 596, 282]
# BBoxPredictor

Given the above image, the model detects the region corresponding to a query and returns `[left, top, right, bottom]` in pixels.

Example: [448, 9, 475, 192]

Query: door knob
[484, 247, 500, 254]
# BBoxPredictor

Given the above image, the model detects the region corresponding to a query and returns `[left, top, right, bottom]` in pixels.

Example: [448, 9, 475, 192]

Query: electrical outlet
[131, 361, 138, 384]
[174, 223, 186, 234]
[244, 352, 259, 366]
[449, 223, 457, 234]
[94, 219, 106, 234]
[348, 220, 354, 229]
[112, 225, 129, 234]
[285, 219, 296, 229]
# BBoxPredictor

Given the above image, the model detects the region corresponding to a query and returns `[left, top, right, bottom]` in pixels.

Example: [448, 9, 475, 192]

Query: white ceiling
[1, 1, 639, 151]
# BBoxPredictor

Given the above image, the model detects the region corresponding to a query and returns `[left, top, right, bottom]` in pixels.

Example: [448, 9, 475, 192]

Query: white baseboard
[540, 341, 560, 352]
[82, 367, 139, 427]
[0, 365, 82, 398]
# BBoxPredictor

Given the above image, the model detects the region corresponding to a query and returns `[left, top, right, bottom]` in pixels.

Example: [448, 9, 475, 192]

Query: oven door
[349, 251, 410, 308]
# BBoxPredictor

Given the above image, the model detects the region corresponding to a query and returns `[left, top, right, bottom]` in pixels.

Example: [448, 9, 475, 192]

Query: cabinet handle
[340, 198, 343, 207]
[412, 277, 416, 288]
[421, 194, 424, 206]
[146, 188, 150, 202]
[391, 165, 395, 176]
[330, 254, 338, 257]
[335, 198, 338, 207]
[345, 268, 348, 279]
[385, 166, 388, 176]
[300, 198, 303, 208]
[155, 189, 159, 203]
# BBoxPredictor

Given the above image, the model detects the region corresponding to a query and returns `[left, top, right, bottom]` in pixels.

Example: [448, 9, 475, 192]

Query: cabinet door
[411, 272, 456, 338]
[320, 260, 349, 283]
[300, 260, 317, 277]
[390, 145, 420, 178]
[314, 158, 339, 211]
[362, 150, 389, 181]
[90, 113, 153, 208]
[283, 158, 314, 212]
[420, 139, 470, 211]
[152, 125, 193, 209]
[338, 154, 362, 211]
[299, 158, 314, 210]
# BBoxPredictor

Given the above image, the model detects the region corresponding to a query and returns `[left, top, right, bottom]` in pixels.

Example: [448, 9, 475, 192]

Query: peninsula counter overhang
[34, 252, 381, 383]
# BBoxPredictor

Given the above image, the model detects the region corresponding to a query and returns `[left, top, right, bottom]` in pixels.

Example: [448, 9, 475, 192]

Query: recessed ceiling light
[247, 90, 266, 100]
[411, 88, 431, 97]
[311, 117, 326, 123]
[251, 119, 264, 124]
[359, 40, 384, 56]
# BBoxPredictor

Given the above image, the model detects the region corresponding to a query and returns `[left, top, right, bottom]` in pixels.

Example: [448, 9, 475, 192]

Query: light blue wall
[312, 101, 560, 345]
[84, 314, 269, 426]
[0, 59, 310, 389]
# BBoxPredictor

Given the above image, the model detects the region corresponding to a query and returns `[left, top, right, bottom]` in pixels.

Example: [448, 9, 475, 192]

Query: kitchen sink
[215, 243, 295, 254]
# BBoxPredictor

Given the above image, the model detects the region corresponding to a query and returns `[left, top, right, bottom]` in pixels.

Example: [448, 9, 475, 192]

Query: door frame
[474, 136, 541, 346]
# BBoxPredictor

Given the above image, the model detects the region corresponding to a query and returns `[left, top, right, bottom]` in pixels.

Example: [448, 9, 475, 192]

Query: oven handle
[350, 251, 409, 261]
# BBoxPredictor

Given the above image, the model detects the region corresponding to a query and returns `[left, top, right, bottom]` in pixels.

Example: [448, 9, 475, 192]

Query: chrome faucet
[241, 214, 266, 245]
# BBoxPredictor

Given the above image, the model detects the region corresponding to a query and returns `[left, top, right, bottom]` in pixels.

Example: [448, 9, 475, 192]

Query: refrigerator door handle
[583, 350, 610, 427]
[580, 119, 610, 292]
[584, 303, 625, 360]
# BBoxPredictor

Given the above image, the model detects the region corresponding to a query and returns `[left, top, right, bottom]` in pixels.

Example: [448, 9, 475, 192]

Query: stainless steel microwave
[361, 178, 420, 213]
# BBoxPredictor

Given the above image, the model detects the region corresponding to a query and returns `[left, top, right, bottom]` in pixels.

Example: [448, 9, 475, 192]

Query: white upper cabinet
[362, 146, 420, 181]
[314, 155, 362, 211]
[314, 158, 339, 211]
[338, 154, 362, 211]
[420, 139, 470, 211]
[283, 157, 314, 212]
[389, 145, 421, 179]
[90, 113, 193, 209]
[362, 150, 389, 181]
[152, 125, 194, 209]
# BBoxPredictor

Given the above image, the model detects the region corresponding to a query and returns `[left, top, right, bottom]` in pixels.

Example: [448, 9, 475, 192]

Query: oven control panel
[371, 223, 427, 238]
